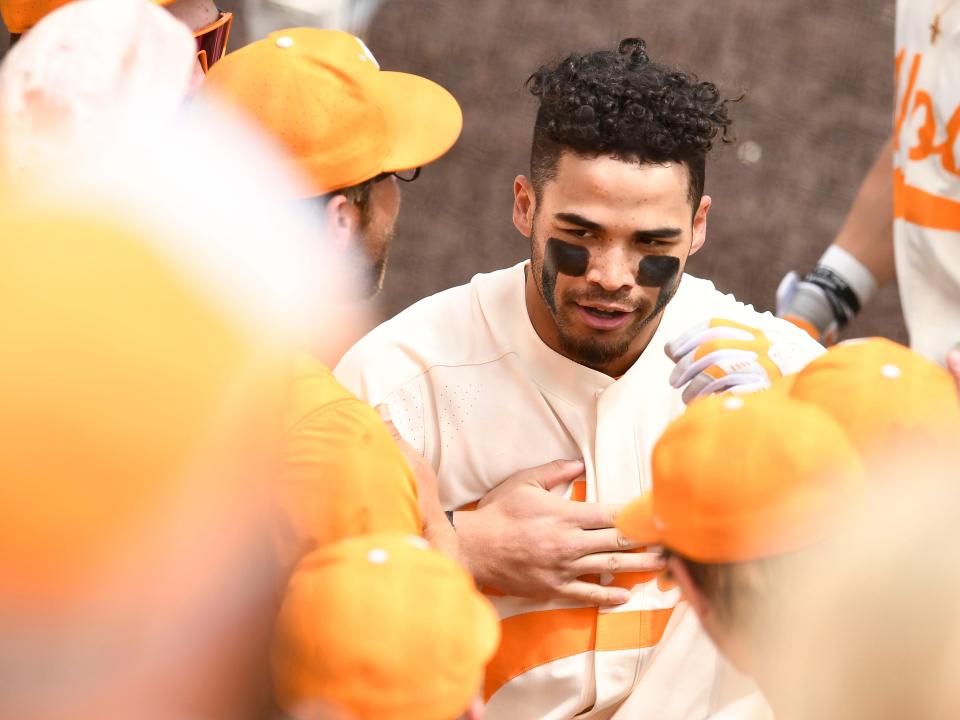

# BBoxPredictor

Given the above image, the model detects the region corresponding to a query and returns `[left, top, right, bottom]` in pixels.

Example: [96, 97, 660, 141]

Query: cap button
[366, 548, 389, 564]
[880, 363, 902, 379]
[723, 396, 744, 411]
[404, 536, 430, 550]
[275, 36, 294, 49]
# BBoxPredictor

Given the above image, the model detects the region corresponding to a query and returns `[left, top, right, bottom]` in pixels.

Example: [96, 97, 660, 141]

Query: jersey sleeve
[273, 397, 422, 570]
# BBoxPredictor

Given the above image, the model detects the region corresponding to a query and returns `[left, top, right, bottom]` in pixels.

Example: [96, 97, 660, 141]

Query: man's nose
[584, 248, 636, 293]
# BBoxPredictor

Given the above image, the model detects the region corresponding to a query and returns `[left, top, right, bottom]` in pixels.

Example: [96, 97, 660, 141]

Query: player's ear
[668, 555, 711, 620]
[513, 175, 536, 238]
[689, 195, 710, 256]
[324, 193, 362, 251]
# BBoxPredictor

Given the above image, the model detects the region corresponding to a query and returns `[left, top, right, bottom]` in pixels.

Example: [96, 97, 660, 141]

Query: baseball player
[0, 11, 445, 713]
[199, 28, 464, 563]
[618, 338, 960, 718]
[2, 0, 232, 76]
[616, 389, 866, 720]
[335, 38, 822, 719]
[777, 1, 960, 366]
[272, 533, 500, 720]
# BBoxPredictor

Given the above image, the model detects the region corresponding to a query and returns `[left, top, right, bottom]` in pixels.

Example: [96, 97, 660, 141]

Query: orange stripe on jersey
[570, 478, 587, 502]
[596, 607, 673, 652]
[895, 167, 960, 231]
[484, 607, 674, 701]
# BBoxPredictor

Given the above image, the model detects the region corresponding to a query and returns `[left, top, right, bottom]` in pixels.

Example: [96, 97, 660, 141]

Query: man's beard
[552, 289, 657, 371]
[358, 211, 394, 299]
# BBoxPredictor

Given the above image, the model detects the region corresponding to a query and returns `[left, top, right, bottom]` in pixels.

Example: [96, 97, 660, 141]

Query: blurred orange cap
[617, 391, 865, 563]
[201, 28, 463, 196]
[272, 533, 500, 720]
[0, 203, 273, 601]
[782, 338, 960, 458]
[1, 0, 172, 34]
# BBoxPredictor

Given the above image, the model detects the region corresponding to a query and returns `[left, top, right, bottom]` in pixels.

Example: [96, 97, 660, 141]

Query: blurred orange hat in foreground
[782, 337, 960, 459]
[272, 533, 500, 720]
[617, 391, 864, 563]
[1, 0, 173, 34]
[0, 201, 276, 602]
[201, 28, 463, 196]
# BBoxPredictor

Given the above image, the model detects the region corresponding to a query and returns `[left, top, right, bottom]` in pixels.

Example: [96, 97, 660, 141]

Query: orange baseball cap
[1, 0, 172, 34]
[201, 28, 463, 196]
[0, 202, 280, 602]
[272, 533, 500, 720]
[782, 337, 960, 458]
[617, 390, 865, 563]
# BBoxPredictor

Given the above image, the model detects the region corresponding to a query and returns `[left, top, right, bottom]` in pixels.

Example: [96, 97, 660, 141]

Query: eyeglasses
[373, 167, 422, 183]
[194, 10, 233, 74]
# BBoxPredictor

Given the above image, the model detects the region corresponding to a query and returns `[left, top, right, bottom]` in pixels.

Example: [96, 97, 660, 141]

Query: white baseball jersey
[335, 262, 822, 720]
[702, 692, 773, 720]
[894, 0, 960, 363]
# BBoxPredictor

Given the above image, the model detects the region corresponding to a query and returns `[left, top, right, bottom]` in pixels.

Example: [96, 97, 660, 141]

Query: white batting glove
[775, 271, 841, 346]
[775, 246, 878, 346]
[666, 318, 797, 404]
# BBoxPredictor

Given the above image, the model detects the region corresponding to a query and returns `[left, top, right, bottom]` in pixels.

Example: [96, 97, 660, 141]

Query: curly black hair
[527, 38, 734, 209]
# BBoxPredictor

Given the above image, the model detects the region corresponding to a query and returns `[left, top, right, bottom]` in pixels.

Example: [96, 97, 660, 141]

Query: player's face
[515, 152, 709, 375]
[357, 174, 402, 297]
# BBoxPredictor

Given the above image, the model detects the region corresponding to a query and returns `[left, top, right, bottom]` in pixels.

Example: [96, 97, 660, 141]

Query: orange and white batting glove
[666, 319, 793, 404]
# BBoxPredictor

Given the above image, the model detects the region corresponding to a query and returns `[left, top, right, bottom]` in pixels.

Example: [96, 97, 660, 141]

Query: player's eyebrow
[554, 212, 603, 231]
[632, 227, 683, 242]
[556, 213, 683, 243]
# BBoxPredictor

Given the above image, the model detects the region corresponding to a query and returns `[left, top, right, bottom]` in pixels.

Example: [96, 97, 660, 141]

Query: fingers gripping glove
[776, 245, 878, 345]
[666, 318, 796, 404]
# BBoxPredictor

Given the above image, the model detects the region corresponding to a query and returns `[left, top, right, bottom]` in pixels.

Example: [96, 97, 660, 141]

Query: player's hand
[666, 318, 794, 404]
[453, 459, 663, 606]
[377, 405, 460, 563]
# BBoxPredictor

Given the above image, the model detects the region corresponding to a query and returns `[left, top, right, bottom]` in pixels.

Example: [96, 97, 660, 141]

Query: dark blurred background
[3, 1, 904, 340]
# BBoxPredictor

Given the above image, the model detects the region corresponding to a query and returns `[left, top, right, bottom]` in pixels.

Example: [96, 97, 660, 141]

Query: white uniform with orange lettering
[894, 1, 960, 362]
[335, 262, 820, 720]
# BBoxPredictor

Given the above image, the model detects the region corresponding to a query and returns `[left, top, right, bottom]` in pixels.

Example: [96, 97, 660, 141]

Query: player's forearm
[833, 136, 896, 286]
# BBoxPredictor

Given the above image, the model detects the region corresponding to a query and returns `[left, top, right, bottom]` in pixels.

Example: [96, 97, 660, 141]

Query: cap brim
[379, 71, 463, 173]
[616, 493, 662, 543]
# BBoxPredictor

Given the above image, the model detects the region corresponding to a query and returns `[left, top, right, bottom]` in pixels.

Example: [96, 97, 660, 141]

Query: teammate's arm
[777, 136, 895, 343]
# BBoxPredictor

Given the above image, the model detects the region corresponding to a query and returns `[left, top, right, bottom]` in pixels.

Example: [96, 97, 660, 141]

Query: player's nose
[584, 247, 636, 293]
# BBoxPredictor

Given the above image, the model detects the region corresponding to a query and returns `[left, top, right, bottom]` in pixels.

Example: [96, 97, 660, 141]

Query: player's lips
[575, 303, 634, 330]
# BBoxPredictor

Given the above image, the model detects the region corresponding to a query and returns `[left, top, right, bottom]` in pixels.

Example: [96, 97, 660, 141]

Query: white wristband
[818, 245, 878, 306]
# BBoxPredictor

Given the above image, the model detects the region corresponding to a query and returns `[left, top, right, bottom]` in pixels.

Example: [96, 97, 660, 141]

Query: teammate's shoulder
[283, 351, 368, 431]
